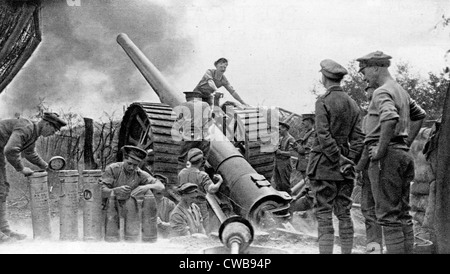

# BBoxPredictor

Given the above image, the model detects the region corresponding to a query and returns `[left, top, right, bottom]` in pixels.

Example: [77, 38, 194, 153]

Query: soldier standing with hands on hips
[356, 51, 425, 254]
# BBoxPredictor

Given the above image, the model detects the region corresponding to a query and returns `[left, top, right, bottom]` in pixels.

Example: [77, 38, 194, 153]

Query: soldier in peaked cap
[0, 112, 67, 243]
[272, 120, 295, 195]
[178, 148, 223, 234]
[356, 51, 426, 254]
[307, 59, 364, 254]
[100, 145, 164, 242]
[290, 114, 316, 213]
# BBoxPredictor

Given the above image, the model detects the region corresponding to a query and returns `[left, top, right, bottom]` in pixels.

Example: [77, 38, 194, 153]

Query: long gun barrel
[116, 33, 290, 220]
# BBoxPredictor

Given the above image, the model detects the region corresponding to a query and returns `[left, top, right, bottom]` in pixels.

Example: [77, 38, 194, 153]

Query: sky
[1, 0, 449, 120]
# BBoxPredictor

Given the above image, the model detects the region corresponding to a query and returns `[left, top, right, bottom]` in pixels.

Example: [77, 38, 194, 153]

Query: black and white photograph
[0, 0, 449, 258]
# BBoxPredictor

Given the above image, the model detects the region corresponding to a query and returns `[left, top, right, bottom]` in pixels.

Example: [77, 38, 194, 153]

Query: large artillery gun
[116, 33, 291, 224]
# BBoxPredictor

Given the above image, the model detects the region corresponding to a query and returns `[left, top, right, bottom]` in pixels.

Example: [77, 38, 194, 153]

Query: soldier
[154, 188, 176, 238]
[100, 145, 164, 241]
[356, 84, 426, 254]
[0, 112, 66, 243]
[272, 121, 295, 195]
[178, 148, 223, 234]
[356, 51, 426, 254]
[307, 59, 364, 254]
[290, 114, 316, 212]
[169, 182, 207, 237]
[294, 114, 315, 181]
[193, 58, 248, 107]
[173, 91, 213, 172]
[355, 86, 383, 253]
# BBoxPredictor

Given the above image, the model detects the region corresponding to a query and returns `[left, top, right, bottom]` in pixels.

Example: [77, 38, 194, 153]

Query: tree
[310, 61, 449, 121]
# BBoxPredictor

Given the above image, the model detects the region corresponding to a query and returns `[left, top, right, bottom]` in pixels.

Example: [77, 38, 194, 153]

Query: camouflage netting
[0, 0, 41, 94]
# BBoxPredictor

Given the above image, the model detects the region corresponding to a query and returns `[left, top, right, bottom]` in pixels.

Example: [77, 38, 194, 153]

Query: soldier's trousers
[368, 147, 415, 254]
[273, 159, 292, 195]
[0, 151, 10, 203]
[177, 140, 211, 172]
[360, 168, 383, 250]
[311, 179, 354, 254]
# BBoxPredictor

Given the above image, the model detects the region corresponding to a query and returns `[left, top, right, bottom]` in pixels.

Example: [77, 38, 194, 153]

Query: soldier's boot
[318, 226, 335, 254]
[402, 223, 414, 254]
[338, 218, 354, 254]
[383, 226, 405, 254]
[0, 202, 19, 243]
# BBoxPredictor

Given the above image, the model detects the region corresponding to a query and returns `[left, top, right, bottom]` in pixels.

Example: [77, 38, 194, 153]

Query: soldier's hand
[113, 185, 131, 196]
[21, 167, 34, 177]
[213, 174, 223, 183]
[369, 145, 385, 161]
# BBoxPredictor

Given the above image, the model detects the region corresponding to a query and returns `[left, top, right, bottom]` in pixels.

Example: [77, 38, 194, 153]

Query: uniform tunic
[193, 69, 235, 106]
[178, 167, 214, 232]
[366, 80, 424, 227]
[156, 197, 176, 238]
[308, 85, 364, 254]
[169, 203, 205, 236]
[295, 128, 315, 175]
[0, 118, 47, 202]
[100, 162, 159, 201]
[273, 132, 295, 194]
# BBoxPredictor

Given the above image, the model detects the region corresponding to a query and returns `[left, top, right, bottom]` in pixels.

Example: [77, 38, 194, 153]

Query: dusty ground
[0, 205, 367, 254]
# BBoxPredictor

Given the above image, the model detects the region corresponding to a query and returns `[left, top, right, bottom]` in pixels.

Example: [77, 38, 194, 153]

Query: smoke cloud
[0, 0, 194, 119]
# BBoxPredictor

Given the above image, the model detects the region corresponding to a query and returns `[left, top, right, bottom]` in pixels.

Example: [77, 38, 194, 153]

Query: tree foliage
[310, 61, 450, 121]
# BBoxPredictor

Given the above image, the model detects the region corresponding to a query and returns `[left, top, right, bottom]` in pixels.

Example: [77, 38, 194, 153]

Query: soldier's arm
[315, 100, 340, 163]
[22, 143, 47, 170]
[4, 130, 27, 172]
[138, 170, 165, 191]
[100, 165, 116, 198]
[205, 70, 219, 91]
[222, 75, 246, 105]
[407, 98, 427, 147]
[348, 113, 365, 163]
[372, 91, 399, 160]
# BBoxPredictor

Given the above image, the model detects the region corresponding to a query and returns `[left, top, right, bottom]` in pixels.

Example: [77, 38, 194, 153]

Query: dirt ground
[0, 205, 367, 254]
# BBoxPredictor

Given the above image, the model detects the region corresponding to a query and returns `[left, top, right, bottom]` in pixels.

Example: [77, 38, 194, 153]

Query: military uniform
[178, 148, 219, 234]
[357, 51, 426, 254]
[0, 113, 66, 242]
[357, 92, 426, 253]
[101, 146, 162, 242]
[156, 196, 176, 238]
[169, 183, 206, 236]
[307, 59, 364, 254]
[273, 121, 295, 194]
[291, 115, 316, 212]
[173, 92, 212, 172]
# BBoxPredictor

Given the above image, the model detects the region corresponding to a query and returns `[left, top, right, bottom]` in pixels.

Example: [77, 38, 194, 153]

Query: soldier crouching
[100, 145, 165, 242]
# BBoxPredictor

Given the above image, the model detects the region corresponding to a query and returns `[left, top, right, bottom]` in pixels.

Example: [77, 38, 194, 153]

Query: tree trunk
[84, 117, 97, 169]
[435, 83, 450, 253]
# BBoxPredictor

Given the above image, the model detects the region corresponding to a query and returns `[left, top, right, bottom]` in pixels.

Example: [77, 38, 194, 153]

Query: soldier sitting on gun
[100, 145, 164, 242]
[178, 148, 223, 234]
[169, 182, 207, 237]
